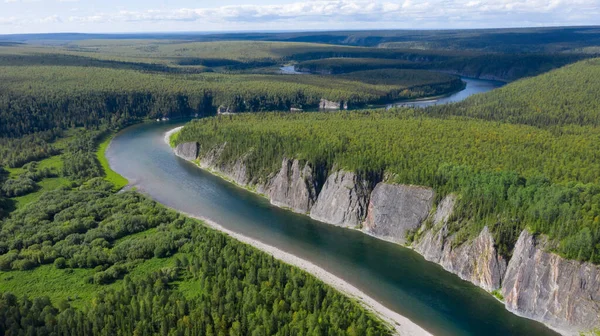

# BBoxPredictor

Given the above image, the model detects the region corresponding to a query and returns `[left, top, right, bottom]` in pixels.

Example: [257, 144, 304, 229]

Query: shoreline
[164, 126, 577, 336]
[164, 126, 431, 336]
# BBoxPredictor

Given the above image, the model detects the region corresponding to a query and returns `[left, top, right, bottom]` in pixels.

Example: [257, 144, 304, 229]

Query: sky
[0, 0, 599, 34]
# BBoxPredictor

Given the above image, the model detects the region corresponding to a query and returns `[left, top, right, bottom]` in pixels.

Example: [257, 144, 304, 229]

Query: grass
[11, 177, 71, 208]
[0, 265, 97, 308]
[169, 129, 181, 148]
[96, 132, 129, 191]
[0, 225, 201, 308]
[5, 155, 63, 178]
[491, 289, 504, 301]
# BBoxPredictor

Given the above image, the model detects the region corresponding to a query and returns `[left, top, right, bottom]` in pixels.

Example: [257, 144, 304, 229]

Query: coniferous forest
[1, 28, 600, 335]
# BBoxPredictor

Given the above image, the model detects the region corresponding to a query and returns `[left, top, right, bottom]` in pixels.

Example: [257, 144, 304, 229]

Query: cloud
[1, 0, 599, 30]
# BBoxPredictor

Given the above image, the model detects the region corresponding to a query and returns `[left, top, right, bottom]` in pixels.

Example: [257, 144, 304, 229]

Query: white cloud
[1, 0, 599, 31]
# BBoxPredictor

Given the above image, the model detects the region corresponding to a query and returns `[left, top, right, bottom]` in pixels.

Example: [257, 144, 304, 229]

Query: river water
[388, 77, 505, 108]
[106, 79, 556, 336]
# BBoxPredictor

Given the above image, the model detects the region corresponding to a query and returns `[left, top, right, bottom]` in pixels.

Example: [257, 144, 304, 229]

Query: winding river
[106, 79, 557, 336]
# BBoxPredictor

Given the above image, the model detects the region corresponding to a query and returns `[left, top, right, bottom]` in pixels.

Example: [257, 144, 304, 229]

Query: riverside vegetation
[0, 128, 392, 335]
[1, 30, 600, 335]
[174, 58, 600, 264]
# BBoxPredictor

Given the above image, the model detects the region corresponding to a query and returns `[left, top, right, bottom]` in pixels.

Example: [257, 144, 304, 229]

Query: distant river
[278, 66, 504, 107]
[107, 119, 556, 335]
[388, 77, 505, 108]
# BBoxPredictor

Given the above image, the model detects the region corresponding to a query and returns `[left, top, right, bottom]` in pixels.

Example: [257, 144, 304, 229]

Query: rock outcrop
[174, 142, 199, 161]
[171, 139, 600, 334]
[310, 170, 370, 227]
[363, 184, 434, 244]
[502, 230, 600, 334]
[267, 158, 318, 214]
[319, 99, 348, 110]
[414, 195, 507, 291]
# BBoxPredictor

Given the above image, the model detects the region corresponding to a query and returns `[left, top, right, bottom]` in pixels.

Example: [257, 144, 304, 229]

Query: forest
[174, 58, 600, 263]
[1, 31, 600, 335]
[0, 128, 391, 335]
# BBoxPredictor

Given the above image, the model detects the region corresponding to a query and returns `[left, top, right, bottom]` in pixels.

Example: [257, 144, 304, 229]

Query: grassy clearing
[96, 132, 128, 191]
[0, 265, 97, 308]
[11, 177, 71, 208]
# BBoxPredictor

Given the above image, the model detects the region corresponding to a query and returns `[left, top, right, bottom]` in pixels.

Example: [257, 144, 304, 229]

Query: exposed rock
[198, 143, 226, 169]
[502, 230, 600, 334]
[432, 194, 456, 227]
[414, 194, 456, 262]
[218, 155, 250, 186]
[267, 158, 318, 214]
[363, 183, 434, 244]
[174, 142, 199, 161]
[440, 227, 506, 292]
[319, 99, 348, 110]
[414, 194, 506, 291]
[310, 170, 370, 227]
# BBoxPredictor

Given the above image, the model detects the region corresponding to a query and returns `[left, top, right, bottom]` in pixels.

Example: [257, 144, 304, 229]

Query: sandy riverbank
[164, 126, 431, 336]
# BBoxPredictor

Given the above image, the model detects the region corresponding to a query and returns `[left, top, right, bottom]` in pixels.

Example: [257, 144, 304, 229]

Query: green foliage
[0, 178, 391, 335]
[436, 59, 600, 128]
[491, 289, 504, 301]
[174, 106, 600, 262]
[0, 129, 62, 167]
[0, 64, 464, 138]
[295, 58, 418, 74]
[96, 132, 129, 190]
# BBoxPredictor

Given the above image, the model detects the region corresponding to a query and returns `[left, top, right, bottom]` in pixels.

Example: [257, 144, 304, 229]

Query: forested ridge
[175, 58, 600, 263]
[0, 64, 462, 138]
[0, 42, 412, 334]
[1, 34, 599, 335]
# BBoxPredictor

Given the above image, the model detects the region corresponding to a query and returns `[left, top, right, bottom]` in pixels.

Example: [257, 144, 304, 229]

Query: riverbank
[165, 126, 580, 336]
[164, 126, 432, 336]
[96, 131, 129, 191]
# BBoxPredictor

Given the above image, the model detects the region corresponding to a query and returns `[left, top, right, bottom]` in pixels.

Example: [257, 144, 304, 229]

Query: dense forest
[1, 32, 600, 335]
[0, 127, 391, 335]
[0, 177, 389, 335]
[0, 63, 463, 138]
[174, 58, 600, 263]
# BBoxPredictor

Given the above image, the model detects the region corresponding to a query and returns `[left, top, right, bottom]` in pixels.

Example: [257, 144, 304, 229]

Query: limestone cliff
[310, 170, 369, 227]
[171, 138, 600, 334]
[267, 158, 318, 214]
[502, 230, 600, 334]
[319, 99, 348, 110]
[174, 142, 199, 161]
[363, 184, 434, 244]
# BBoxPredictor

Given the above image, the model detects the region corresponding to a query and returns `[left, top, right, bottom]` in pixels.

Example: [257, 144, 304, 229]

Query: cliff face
[319, 99, 348, 110]
[414, 195, 506, 291]
[267, 158, 318, 214]
[364, 184, 434, 244]
[174, 142, 199, 161]
[172, 139, 600, 334]
[310, 170, 369, 227]
[502, 230, 600, 334]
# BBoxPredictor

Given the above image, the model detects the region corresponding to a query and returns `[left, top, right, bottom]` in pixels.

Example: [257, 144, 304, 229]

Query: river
[388, 77, 505, 108]
[106, 80, 556, 336]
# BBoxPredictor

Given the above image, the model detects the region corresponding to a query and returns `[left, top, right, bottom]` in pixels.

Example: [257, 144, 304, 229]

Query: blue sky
[1, 0, 599, 34]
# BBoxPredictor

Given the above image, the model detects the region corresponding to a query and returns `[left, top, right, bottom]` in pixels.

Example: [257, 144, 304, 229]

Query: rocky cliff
[416, 223, 507, 292]
[171, 138, 600, 334]
[174, 142, 199, 161]
[364, 184, 434, 244]
[267, 158, 318, 214]
[319, 99, 348, 110]
[310, 170, 369, 227]
[502, 230, 600, 334]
